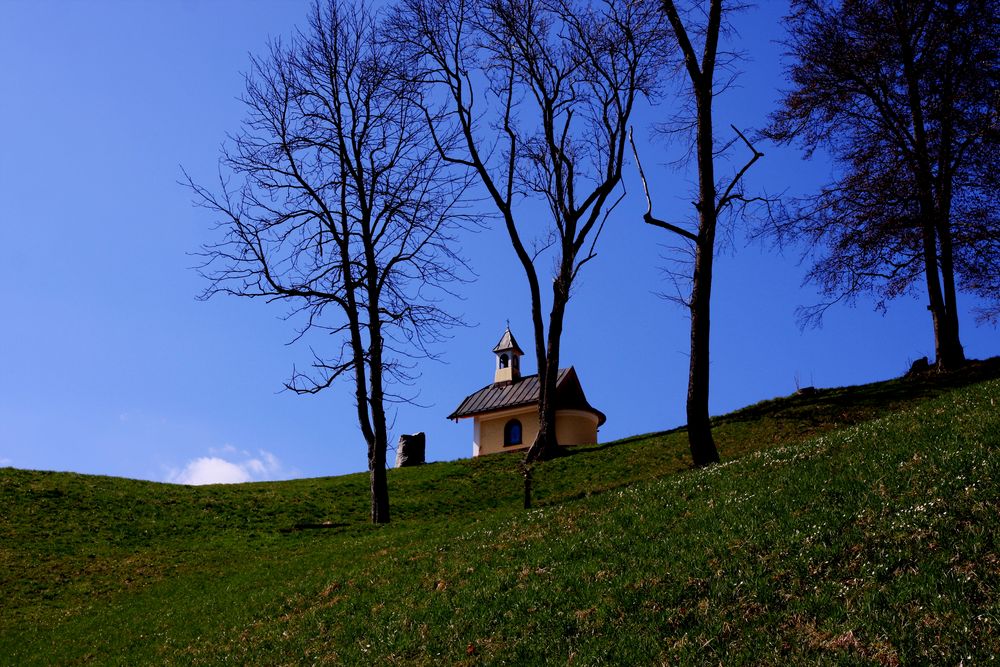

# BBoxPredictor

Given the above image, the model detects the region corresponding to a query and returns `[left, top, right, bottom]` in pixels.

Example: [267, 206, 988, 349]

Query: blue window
[504, 419, 522, 446]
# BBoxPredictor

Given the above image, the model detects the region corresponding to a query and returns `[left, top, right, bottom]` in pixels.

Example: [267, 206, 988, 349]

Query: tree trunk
[936, 212, 965, 371]
[896, 3, 965, 372]
[342, 260, 387, 522]
[919, 220, 954, 371]
[368, 439, 390, 524]
[934, 2, 966, 372]
[524, 273, 570, 462]
[687, 236, 720, 466]
[366, 367, 391, 524]
[687, 77, 721, 467]
[918, 209, 964, 372]
[527, 387, 560, 462]
[675, 9, 724, 468]
[937, 0, 965, 371]
[364, 230, 391, 523]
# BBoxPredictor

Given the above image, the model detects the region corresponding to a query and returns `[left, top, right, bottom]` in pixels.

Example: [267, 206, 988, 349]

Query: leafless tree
[632, 0, 764, 467]
[390, 0, 662, 461]
[187, 0, 473, 523]
[765, 0, 999, 369]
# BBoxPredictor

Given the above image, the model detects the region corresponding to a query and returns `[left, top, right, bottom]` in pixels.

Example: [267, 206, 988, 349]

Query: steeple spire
[493, 325, 523, 384]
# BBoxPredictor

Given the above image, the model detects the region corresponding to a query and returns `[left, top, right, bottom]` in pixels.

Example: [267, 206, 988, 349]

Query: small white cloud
[244, 450, 281, 476]
[167, 449, 285, 485]
[168, 457, 252, 485]
[259, 450, 280, 471]
[0, 458, 11, 467]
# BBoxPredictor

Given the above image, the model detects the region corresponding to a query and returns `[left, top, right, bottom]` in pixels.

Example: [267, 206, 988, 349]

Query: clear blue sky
[1, 1, 995, 485]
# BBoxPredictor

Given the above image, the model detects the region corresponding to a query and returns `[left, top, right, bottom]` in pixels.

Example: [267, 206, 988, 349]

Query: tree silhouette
[766, 0, 999, 368]
[188, 1, 473, 523]
[633, 0, 764, 467]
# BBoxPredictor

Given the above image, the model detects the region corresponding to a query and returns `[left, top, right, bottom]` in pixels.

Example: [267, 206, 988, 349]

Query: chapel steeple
[493, 325, 524, 384]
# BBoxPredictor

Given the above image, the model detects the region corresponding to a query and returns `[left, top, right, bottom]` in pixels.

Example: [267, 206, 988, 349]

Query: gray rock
[395, 432, 426, 467]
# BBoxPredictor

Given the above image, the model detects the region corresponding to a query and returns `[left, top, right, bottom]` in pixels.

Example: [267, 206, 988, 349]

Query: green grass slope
[2, 362, 998, 664]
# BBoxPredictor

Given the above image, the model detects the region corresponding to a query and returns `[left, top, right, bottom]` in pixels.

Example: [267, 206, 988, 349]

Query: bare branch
[715, 124, 764, 215]
[629, 126, 699, 242]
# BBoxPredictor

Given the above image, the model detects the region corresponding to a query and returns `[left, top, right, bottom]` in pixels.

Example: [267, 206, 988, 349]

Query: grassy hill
[2, 360, 998, 665]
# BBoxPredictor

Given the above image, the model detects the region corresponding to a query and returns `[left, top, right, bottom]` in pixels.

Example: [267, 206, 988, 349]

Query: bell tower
[493, 325, 524, 384]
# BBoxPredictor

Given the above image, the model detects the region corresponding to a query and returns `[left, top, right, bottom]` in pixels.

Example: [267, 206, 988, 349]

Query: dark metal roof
[447, 367, 606, 425]
[492, 327, 524, 356]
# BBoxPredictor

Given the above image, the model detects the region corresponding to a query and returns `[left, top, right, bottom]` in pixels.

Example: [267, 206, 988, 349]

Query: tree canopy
[767, 0, 999, 367]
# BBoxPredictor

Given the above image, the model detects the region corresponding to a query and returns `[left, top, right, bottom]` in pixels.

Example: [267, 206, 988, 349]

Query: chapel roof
[447, 366, 606, 425]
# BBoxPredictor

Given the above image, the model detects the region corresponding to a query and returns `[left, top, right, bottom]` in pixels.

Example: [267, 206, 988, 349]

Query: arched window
[504, 419, 522, 447]
[499, 353, 509, 369]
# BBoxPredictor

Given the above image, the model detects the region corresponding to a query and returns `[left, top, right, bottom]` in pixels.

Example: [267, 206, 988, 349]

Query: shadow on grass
[720, 356, 1000, 425]
[561, 357, 1000, 460]
[280, 522, 351, 534]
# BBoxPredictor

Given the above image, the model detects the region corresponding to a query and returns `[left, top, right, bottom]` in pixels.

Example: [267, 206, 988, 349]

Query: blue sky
[1, 1, 995, 486]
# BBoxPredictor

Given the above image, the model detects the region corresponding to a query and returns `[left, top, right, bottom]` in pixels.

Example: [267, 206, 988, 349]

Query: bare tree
[765, 0, 999, 369]
[187, 0, 472, 523]
[391, 0, 661, 461]
[632, 0, 763, 467]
